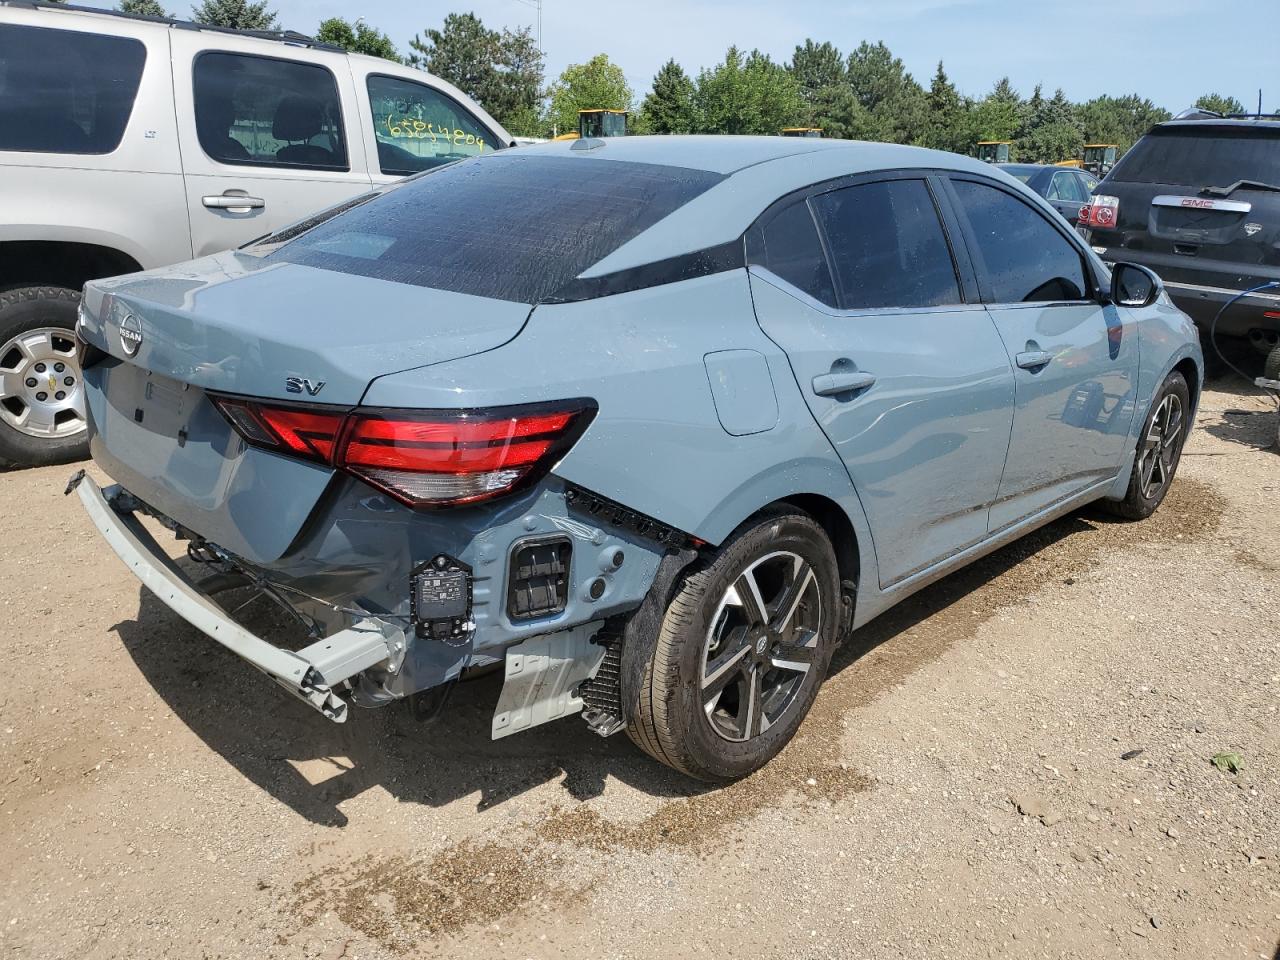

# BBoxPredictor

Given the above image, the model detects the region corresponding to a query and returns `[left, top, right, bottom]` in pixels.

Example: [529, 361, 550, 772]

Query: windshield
[263, 153, 723, 303]
[1109, 126, 1280, 187]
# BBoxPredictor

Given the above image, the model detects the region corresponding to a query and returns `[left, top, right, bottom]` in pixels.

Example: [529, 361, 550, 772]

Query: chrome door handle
[1016, 350, 1053, 370]
[202, 194, 265, 211]
[812, 370, 876, 396]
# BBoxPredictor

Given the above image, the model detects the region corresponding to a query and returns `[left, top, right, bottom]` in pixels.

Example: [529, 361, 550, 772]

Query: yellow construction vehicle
[1082, 144, 1118, 176]
[780, 127, 823, 138]
[976, 140, 1012, 164]
[1054, 158, 1084, 168]
[553, 109, 628, 141]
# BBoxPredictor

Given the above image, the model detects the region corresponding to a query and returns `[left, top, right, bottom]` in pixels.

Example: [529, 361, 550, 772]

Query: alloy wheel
[700, 550, 822, 743]
[1137, 392, 1184, 500]
[0, 327, 86, 440]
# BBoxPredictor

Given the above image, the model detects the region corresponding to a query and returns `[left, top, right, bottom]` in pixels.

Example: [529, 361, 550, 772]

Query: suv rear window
[1109, 126, 1280, 187]
[0, 24, 146, 155]
[263, 154, 725, 303]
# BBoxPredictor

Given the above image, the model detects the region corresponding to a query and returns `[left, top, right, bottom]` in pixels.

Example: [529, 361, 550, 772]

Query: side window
[1052, 171, 1085, 203]
[951, 179, 1089, 303]
[811, 179, 961, 310]
[193, 53, 347, 170]
[0, 24, 145, 155]
[1081, 174, 1100, 195]
[746, 199, 837, 306]
[367, 74, 494, 175]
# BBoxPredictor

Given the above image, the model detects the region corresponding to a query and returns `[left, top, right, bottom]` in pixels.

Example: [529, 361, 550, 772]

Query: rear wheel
[1264, 342, 1280, 383]
[627, 509, 840, 781]
[1101, 370, 1190, 520]
[0, 286, 88, 469]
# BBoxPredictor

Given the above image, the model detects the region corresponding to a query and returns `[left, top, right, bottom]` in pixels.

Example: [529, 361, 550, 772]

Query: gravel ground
[1, 382, 1277, 960]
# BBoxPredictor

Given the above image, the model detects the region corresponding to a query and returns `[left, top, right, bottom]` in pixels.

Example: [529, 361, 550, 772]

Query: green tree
[789, 40, 845, 103]
[808, 83, 875, 140]
[409, 14, 544, 136]
[547, 53, 631, 136]
[1195, 93, 1245, 115]
[920, 61, 970, 154]
[119, 0, 171, 16]
[315, 18, 400, 62]
[845, 41, 927, 143]
[693, 47, 805, 136]
[190, 0, 276, 30]
[1079, 94, 1170, 153]
[1017, 86, 1083, 163]
[641, 59, 696, 134]
[970, 77, 1024, 146]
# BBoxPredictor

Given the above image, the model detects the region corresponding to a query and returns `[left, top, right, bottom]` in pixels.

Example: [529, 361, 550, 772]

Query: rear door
[170, 32, 373, 257]
[1045, 169, 1087, 224]
[943, 175, 1138, 531]
[749, 173, 1016, 587]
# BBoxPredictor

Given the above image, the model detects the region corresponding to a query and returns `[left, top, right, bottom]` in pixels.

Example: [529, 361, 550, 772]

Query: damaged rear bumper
[75, 474, 404, 723]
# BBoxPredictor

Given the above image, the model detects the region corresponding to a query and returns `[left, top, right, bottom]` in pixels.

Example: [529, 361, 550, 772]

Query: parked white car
[0, 0, 512, 467]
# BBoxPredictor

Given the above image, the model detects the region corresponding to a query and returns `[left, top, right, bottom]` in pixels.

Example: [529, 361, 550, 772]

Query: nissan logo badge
[119, 314, 143, 357]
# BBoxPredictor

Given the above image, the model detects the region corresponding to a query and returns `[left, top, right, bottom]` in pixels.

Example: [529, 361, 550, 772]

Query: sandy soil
[1, 383, 1277, 960]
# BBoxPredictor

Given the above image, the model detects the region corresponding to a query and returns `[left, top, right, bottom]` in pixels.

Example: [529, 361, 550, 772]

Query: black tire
[0, 286, 89, 469]
[627, 508, 840, 781]
[1100, 370, 1190, 520]
[1265, 342, 1280, 383]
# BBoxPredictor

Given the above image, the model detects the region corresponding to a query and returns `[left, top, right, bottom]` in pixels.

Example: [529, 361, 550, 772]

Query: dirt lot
[1, 382, 1277, 960]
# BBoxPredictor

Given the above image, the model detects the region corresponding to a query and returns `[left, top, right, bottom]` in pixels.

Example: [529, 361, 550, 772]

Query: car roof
[1156, 118, 1280, 132]
[561, 136, 1018, 276]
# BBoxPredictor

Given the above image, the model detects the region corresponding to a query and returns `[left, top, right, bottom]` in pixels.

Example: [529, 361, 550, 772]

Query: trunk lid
[79, 252, 531, 564]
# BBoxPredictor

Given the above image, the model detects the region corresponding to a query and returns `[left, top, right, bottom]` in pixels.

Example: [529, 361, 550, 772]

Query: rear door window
[367, 74, 496, 176]
[950, 179, 1089, 303]
[1049, 171, 1085, 203]
[747, 199, 837, 306]
[0, 23, 145, 155]
[193, 52, 347, 170]
[1109, 127, 1280, 186]
[811, 179, 962, 310]
[262, 154, 725, 303]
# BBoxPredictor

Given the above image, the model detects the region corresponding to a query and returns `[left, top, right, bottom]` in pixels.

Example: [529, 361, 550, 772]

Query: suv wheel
[1100, 370, 1190, 520]
[0, 287, 89, 469]
[627, 509, 840, 781]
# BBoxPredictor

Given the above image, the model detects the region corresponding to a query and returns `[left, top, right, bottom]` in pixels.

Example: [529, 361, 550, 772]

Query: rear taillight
[212, 397, 594, 508]
[1079, 194, 1120, 229]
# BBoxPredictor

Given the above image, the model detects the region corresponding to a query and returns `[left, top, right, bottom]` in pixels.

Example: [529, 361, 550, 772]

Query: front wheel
[0, 286, 89, 469]
[627, 509, 840, 781]
[1101, 370, 1190, 520]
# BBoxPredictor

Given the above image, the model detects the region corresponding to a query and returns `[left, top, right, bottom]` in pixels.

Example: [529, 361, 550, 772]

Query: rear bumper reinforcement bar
[76, 474, 402, 723]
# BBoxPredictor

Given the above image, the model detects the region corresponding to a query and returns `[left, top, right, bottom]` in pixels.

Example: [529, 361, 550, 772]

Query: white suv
[0, 0, 512, 467]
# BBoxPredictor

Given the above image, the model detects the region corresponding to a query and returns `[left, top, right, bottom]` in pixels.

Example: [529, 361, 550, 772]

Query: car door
[749, 174, 1016, 587]
[170, 33, 373, 257]
[1045, 169, 1087, 224]
[942, 175, 1138, 531]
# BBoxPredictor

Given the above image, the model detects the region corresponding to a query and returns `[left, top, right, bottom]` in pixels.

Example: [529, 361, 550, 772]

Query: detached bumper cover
[77, 474, 403, 722]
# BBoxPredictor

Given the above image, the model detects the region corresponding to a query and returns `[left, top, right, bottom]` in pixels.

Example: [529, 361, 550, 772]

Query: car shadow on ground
[112, 509, 1096, 828]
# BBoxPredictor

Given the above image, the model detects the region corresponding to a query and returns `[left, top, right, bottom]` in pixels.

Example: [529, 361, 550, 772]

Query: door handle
[1016, 350, 1053, 370]
[812, 369, 877, 396]
[202, 193, 265, 212]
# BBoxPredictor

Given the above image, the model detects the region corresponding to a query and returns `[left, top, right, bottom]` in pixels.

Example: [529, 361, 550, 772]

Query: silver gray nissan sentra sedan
[72, 136, 1201, 781]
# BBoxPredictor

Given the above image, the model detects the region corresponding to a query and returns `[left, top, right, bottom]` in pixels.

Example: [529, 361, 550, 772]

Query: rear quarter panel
[362, 270, 880, 592]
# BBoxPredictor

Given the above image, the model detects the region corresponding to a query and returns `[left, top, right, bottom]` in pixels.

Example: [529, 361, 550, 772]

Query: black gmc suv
[1081, 113, 1280, 375]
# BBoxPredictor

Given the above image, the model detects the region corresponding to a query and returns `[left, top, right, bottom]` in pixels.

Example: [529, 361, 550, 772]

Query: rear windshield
[0, 24, 146, 155]
[1109, 127, 1280, 187]
[264, 154, 725, 303]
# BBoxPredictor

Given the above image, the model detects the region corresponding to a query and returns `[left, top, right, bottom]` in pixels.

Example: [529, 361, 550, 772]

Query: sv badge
[285, 376, 326, 396]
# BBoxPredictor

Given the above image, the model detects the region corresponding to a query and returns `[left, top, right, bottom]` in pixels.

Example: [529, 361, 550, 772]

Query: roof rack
[1, 0, 345, 52]
[1173, 107, 1280, 122]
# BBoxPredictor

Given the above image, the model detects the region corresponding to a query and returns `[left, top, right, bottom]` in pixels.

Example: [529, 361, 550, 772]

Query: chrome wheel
[700, 550, 822, 743]
[1137, 392, 1184, 500]
[0, 327, 85, 440]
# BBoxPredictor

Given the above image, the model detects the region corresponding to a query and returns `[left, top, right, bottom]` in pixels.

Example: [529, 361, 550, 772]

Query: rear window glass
[0, 24, 146, 155]
[747, 199, 837, 306]
[1110, 127, 1280, 187]
[264, 154, 725, 303]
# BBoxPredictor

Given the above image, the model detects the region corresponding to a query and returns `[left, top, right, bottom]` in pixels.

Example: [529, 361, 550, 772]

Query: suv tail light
[1079, 194, 1120, 229]
[212, 397, 595, 508]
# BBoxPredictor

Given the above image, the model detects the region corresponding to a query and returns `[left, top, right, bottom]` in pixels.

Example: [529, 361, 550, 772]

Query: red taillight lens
[212, 396, 594, 508]
[1080, 194, 1119, 229]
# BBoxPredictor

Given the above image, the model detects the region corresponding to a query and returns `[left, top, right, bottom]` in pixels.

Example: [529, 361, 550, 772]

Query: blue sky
[85, 0, 1277, 110]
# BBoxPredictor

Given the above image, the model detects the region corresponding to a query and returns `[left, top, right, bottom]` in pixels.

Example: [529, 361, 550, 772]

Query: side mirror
[1109, 262, 1162, 308]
